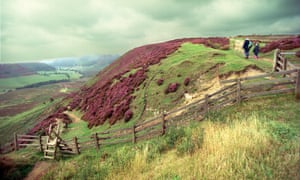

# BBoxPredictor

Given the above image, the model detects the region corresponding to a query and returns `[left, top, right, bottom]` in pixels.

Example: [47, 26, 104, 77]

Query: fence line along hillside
[1, 49, 299, 159]
[273, 49, 300, 71]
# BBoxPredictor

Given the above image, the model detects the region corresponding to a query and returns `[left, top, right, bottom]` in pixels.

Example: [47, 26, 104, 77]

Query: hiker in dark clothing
[242, 38, 252, 59]
[253, 41, 260, 59]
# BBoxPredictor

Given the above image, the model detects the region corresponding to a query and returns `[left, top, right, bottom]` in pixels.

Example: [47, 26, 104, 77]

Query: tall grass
[107, 114, 299, 180]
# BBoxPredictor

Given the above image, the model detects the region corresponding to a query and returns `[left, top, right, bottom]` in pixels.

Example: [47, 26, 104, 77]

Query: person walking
[242, 38, 252, 59]
[253, 41, 260, 59]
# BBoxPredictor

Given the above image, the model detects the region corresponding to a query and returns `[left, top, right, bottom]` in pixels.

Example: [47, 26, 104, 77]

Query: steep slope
[31, 35, 289, 134]
[29, 37, 229, 133]
[69, 38, 229, 127]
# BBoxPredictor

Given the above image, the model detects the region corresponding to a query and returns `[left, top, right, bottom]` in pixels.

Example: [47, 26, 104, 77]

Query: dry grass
[106, 115, 299, 180]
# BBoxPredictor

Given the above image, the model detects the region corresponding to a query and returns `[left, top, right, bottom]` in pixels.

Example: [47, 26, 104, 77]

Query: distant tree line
[16, 79, 70, 89]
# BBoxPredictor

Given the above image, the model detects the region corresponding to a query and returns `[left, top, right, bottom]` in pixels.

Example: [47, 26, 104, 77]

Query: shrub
[157, 78, 164, 86]
[165, 83, 180, 94]
[267, 122, 297, 143]
[184, 78, 190, 86]
[124, 110, 133, 122]
[165, 127, 185, 148]
[176, 127, 204, 155]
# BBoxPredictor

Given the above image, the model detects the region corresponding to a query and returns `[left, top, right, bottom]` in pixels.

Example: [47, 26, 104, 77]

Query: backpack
[248, 41, 253, 49]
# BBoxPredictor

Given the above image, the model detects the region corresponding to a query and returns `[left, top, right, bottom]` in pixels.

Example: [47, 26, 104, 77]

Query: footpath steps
[44, 124, 59, 159]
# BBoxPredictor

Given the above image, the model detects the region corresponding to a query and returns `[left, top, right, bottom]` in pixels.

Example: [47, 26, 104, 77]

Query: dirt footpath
[24, 161, 53, 180]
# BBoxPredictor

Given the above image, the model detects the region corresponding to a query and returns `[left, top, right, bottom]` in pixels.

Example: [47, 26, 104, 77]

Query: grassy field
[23, 94, 298, 180]
[0, 70, 82, 93]
[0, 102, 54, 144]
[0, 80, 85, 144]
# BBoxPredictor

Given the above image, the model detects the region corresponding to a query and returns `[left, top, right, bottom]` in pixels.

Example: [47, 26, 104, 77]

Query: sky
[1, 0, 300, 62]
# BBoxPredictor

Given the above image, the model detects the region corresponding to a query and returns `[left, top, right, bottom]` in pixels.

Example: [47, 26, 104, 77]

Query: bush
[176, 127, 204, 155]
[165, 127, 185, 148]
[165, 83, 180, 94]
[157, 78, 164, 86]
[124, 110, 133, 122]
[184, 78, 190, 86]
[267, 122, 297, 143]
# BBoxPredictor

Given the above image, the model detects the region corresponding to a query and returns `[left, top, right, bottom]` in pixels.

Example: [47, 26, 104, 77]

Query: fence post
[39, 135, 43, 152]
[283, 56, 287, 71]
[14, 133, 19, 151]
[273, 49, 279, 72]
[237, 79, 241, 104]
[204, 94, 209, 113]
[132, 125, 136, 144]
[93, 133, 99, 151]
[161, 114, 166, 135]
[295, 69, 300, 100]
[73, 136, 80, 154]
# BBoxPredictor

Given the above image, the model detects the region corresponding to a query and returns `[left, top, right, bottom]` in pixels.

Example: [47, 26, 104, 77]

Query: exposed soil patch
[219, 65, 265, 80]
[183, 66, 264, 105]
[64, 111, 81, 123]
[24, 161, 54, 180]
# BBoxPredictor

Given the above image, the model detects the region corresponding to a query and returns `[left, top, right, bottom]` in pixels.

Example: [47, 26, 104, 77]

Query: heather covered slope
[31, 37, 299, 133]
[67, 38, 230, 127]
[30, 37, 277, 133]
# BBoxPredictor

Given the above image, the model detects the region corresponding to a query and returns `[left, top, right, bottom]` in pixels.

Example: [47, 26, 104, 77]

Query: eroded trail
[24, 161, 54, 180]
[64, 111, 81, 123]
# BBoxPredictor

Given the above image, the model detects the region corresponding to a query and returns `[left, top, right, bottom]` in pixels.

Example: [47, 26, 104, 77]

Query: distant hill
[49, 55, 118, 67]
[0, 63, 55, 78]
[42, 55, 119, 77]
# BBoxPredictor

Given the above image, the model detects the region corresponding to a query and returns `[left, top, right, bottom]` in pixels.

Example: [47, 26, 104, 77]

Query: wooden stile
[39, 135, 43, 152]
[273, 49, 279, 72]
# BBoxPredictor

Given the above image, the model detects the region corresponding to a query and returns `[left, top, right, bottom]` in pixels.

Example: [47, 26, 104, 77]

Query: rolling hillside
[27, 36, 289, 134]
[1, 35, 300, 180]
[0, 63, 55, 78]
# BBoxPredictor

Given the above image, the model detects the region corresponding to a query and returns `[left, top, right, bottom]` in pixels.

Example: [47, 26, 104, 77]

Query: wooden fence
[273, 49, 298, 72]
[0, 133, 45, 154]
[82, 68, 300, 152]
[0, 133, 80, 156]
[1, 50, 299, 157]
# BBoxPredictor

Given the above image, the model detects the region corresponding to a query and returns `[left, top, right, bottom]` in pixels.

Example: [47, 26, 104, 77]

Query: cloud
[1, 0, 300, 62]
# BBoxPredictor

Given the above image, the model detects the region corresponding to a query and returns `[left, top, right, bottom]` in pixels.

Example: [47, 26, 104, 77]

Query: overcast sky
[1, 0, 300, 62]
